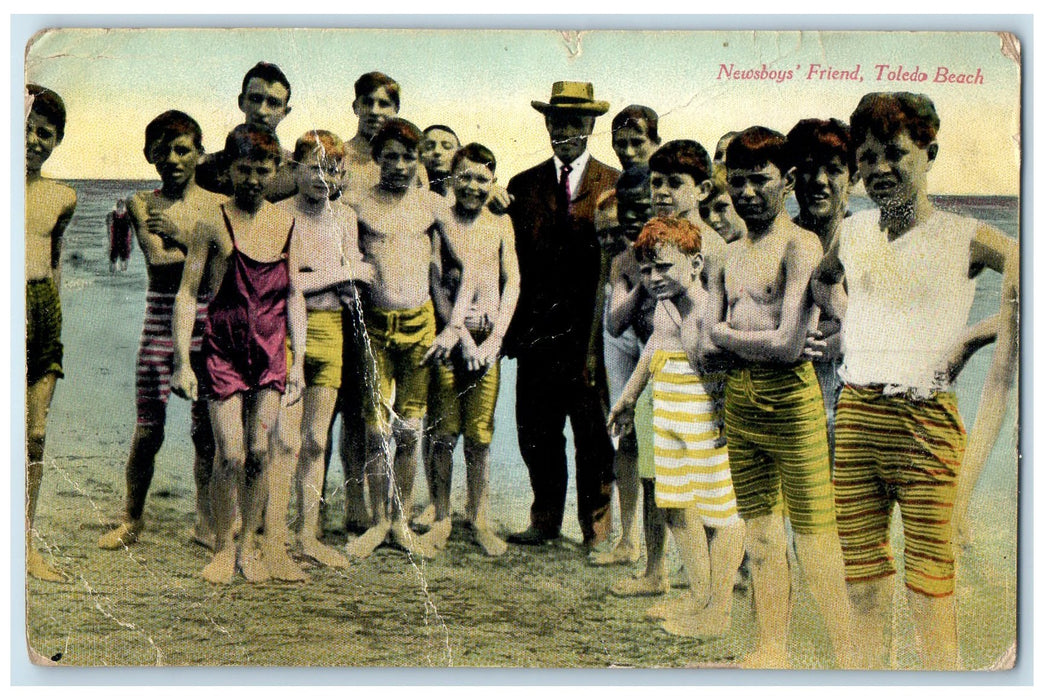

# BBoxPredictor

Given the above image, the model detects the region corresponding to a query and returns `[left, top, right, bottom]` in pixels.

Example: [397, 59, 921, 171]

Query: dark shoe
[507, 527, 559, 546]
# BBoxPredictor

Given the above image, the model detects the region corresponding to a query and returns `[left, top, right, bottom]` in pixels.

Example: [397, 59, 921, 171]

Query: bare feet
[661, 604, 730, 639]
[644, 595, 688, 620]
[27, 548, 66, 582]
[299, 537, 350, 569]
[201, 547, 236, 585]
[98, 519, 143, 550]
[238, 547, 271, 583]
[345, 521, 391, 559]
[412, 504, 437, 530]
[610, 573, 669, 598]
[418, 517, 452, 551]
[263, 541, 308, 582]
[473, 525, 508, 557]
[191, 522, 216, 551]
[588, 541, 640, 567]
[390, 520, 435, 559]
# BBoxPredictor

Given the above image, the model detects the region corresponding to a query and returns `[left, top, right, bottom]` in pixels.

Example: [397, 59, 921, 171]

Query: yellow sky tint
[25, 28, 1021, 195]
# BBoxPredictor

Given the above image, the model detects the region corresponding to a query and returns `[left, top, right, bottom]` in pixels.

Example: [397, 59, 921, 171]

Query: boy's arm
[607, 314, 661, 437]
[284, 225, 306, 406]
[50, 188, 76, 289]
[475, 218, 521, 368]
[697, 244, 737, 370]
[423, 219, 469, 364]
[429, 232, 456, 327]
[606, 255, 644, 338]
[811, 234, 847, 324]
[128, 193, 186, 268]
[711, 234, 821, 364]
[953, 224, 1020, 547]
[170, 221, 214, 401]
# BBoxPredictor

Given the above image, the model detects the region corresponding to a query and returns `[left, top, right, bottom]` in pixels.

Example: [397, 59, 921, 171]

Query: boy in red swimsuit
[172, 123, 306, 585]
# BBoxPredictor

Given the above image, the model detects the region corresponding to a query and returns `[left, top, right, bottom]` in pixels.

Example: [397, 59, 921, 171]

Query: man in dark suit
[504, 82, 620, 547]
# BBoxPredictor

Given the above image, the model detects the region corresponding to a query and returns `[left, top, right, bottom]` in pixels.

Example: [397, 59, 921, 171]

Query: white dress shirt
[553, 150, 591, 201]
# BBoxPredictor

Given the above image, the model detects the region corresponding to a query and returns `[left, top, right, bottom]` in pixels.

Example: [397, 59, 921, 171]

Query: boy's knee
[432, 433, 459, 453]
[216, 452, 245, 477]
[300, 428, 326, 462]
[393, 419, 423, 447]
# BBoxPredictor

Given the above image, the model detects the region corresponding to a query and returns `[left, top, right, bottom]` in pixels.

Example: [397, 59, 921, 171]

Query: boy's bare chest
[358, 204, 435, 245]
[726, 243, 787, 303]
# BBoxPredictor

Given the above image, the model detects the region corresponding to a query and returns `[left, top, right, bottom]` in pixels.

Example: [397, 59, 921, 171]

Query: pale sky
[25, 28, 1021, 195]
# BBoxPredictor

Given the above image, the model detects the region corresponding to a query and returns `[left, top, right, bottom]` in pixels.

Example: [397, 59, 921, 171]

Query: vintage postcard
[22, 27, 1020, 670]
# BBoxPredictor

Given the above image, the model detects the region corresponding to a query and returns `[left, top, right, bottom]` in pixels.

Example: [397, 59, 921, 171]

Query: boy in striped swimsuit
[99, 111, 221, 551]
[814, 92, 1019, 669]
[708, 126, 855, 668]
[608, 217, 745, 639]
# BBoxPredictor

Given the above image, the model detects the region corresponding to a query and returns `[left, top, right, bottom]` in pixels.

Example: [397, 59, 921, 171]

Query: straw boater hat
[531, 81, 610, 116]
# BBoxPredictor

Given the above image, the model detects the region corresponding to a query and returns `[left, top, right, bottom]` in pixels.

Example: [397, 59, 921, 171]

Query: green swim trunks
[26, 278, 64, 385]
[362, 300, 435, 432]
[723, 361, 835, 534]
[428, 329, 500, 446]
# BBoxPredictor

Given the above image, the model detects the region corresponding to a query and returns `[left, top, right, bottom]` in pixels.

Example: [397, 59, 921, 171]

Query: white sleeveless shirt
[838, 208, 977, 394]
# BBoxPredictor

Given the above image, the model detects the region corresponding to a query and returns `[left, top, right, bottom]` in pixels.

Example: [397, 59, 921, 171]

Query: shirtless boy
[610, 140, 723, 597]
[588, 106, 660, 566]
[337, 71, 405, 534]
[25, 84, 77, 581]
[172, 123, 306, 584]
[591, 167, 654, 568]
[608, 217, 746, 639]
[196, 62, 296, 203]
[786, 118, 855, 457]
[814, 92, 1018, 669]
[98, 111, 220, 551]
[707, 126, 855, 668]
[422, 143, 519, 556]
[698, 164, 746, 245]
[345, 118, 471, 559]
[263, 130, 375, 580]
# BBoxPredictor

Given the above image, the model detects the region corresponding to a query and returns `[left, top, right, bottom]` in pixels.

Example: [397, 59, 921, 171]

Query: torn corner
[988, 640, 1016, 671]
[997, 32, 1021, 67]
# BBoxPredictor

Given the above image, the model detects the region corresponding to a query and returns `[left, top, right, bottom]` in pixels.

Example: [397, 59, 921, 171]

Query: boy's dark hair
[423, 124, 459, 142]
[615, 166, 650, 200]
[240, 62, 291, 103]
[355, 71, 401, 110]
[224, 123, 282, 164]
[786, 118, 854, 175]
[293, 129, 345, 164]
[612, 105, 660, 145]
[451, 142, 496, 174]
[371, 118, 422, 160]
[649, 140, 711, 185]
[726, 126, 789, 173]
[850, 92, 940, 152]
[26, 84, 66, 142]
[144, 110, 204, 164]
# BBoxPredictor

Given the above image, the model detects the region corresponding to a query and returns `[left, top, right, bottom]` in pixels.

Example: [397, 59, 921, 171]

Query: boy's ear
[696, 179, 713, 202]
[782, 166, 797, 193]
[237, 92, 246, 114]
[284, 104, 292, 118]
[691, 252, 704, 278]
[352, 97, 361, 117]
[926, 141, 939, 170]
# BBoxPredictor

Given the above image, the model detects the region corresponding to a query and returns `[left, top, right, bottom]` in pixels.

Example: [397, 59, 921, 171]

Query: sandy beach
[24, 207, 1019, 669]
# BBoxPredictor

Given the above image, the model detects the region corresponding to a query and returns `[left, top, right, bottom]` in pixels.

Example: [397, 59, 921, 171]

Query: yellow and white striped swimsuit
[651, 350, 739, 526]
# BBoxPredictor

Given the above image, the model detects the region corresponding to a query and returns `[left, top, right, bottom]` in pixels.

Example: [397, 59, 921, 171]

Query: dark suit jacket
[504, 156, 620, 373]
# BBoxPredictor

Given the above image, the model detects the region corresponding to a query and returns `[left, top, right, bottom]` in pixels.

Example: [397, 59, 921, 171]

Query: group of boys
[25, 64, 1017, 668]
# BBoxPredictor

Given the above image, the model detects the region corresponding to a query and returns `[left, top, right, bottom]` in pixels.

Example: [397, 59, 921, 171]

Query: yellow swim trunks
[724, 361, 835, 534]
[303, 309, 343, 389]
[362, 300, 436, 430]
[651, 351, 739, 526]
[427, 329, 501, 446]
[834, 385, 966, 598]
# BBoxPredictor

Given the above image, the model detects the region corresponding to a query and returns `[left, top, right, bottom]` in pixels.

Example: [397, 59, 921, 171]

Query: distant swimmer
[98, 111, 222, 553]
[25, 84, 77, 582]
[107, 198, 133, 273]
[172, 123, 306, 585]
